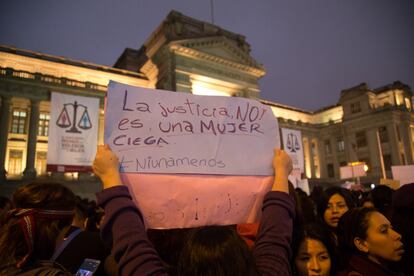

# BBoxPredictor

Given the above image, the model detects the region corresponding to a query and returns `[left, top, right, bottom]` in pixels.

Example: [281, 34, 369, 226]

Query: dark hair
[177, 225, 259, 276]
[293, 223, 337, 275]
[0, 182, 76, 267]
[391, 183, 414, 275]
[317, 187, 356, 227]
[0, 196, 12, 226]
[0, 196, 12, 209]
[370, 185, 394, 219]
[336, 207, 376, 260]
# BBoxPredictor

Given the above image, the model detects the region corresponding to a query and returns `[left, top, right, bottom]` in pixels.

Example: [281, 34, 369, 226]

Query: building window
[38, 113, 50, 136]
[327, 163, 335, 178]
[36, 151, 48, 175]
[383, 154, 392, 171]
[356, 131, 367, 148]
[324, 139, 332, 155]
[8, 150, 23, 175]
[11, 110, 27, 134]
[350, 102, 361, 113]
[378, 126, 389, 143]
[337, 136, 345, 152]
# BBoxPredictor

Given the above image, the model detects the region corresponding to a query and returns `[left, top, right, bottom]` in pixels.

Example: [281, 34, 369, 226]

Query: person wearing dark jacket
[93, 145, 295, 276]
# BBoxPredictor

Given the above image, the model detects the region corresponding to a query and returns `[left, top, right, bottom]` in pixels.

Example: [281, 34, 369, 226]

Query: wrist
[101, 171, 122, 189]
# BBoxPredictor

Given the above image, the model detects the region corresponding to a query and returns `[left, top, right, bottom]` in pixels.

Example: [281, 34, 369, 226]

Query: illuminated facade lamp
[192, 81, 231, 96]
[191, 75, 239, 97]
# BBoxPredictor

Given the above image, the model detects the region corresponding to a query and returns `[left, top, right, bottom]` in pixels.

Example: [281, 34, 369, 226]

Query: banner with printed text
[281, 128, 304, 173]
[105, 81, 280, 228]
[47, 92, 99, 172]
[105, 81, 279, 175]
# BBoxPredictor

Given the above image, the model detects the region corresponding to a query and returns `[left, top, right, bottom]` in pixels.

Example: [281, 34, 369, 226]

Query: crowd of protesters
[0, 144, 412, 275]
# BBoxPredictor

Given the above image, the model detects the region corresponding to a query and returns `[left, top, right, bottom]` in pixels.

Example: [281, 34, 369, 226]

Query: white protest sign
[297, 179, 310, 195]
[340, 166, 353, 179]
[105, 81, 280, 175]
[281, 128, 304, 173]
[392, 165, 414, 186]
[340, 164, 366, 179]
[47, 92, 99, 172]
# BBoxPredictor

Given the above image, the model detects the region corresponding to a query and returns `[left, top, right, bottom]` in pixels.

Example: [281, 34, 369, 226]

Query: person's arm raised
[93, 145, 168, 275]
[271, 148, 292, 193]
[93, 144, 122, 189]
[254, 149, 294, 276]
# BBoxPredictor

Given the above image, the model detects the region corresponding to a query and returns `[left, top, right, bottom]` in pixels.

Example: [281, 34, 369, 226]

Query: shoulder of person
[0, 261, 71, 276]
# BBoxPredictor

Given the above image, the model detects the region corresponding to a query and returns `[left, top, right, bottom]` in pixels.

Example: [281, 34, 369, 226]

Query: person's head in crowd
[293, 223, 337, 276]
[295, 188, 317, 225]
[317, 187, 355, 231]
[72, 196, 89, 229]
[337, 207, 404, 268]
[84, 206, 105, 232]
[370, 185, 394, 219]
[0, 196, 12, 225]
[391, 183, 414, 276]
[310, 185, 324, 206]
[0, 182, 75, 269]
[359, 191, 374, 208]
[177, 225, 259, 276]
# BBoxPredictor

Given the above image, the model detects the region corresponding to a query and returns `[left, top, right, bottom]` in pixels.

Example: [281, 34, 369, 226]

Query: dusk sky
[1, 0, 413, 111]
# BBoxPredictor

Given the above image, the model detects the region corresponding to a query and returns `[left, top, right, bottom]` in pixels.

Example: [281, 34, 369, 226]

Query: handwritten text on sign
[105, 81, 279, 175]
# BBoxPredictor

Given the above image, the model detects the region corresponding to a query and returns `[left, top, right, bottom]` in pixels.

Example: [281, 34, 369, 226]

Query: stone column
[311, 138, 322, 178]
[387, 123, 402, 165]
[0, 96, 11, 180]
[23, 99, 40, 179]
[303, 136, 312, 178]
[400, 122, 413, 164]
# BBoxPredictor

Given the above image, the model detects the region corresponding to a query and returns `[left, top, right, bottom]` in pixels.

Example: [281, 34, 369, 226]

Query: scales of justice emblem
[286, 133, 300, 153]
[56, 101, 92, 133]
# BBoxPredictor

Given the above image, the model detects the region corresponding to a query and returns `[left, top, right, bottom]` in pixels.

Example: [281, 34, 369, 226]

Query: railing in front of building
[0, 66, 108, 92]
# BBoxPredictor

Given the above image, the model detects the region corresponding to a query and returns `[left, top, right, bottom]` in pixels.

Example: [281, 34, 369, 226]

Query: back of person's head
[293, 223, 337, 276]
[0, 196, 11, 209]
[0, 196, 12, 226]
[391, 183, 414, 276]
[84, 206, 104, 232]
[0, 182, 75, 268]
[370, 185, 394, 219]
[310, 185, 324, 204]
[177, 225, 258, 276]
[296, 191, 317, 225]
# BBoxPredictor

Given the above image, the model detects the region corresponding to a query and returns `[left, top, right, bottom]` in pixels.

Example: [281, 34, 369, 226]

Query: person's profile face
[323, 193, 349, 228]
[295, 238, 331, 276]
[361, 211, 404, 264]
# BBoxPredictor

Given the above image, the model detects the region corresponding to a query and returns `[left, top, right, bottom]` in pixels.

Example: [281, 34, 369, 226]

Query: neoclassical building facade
[0, 11, 413, 185]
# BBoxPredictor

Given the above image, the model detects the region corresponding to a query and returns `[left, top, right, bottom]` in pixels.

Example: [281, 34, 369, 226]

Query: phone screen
[75, 258, 101, 276]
